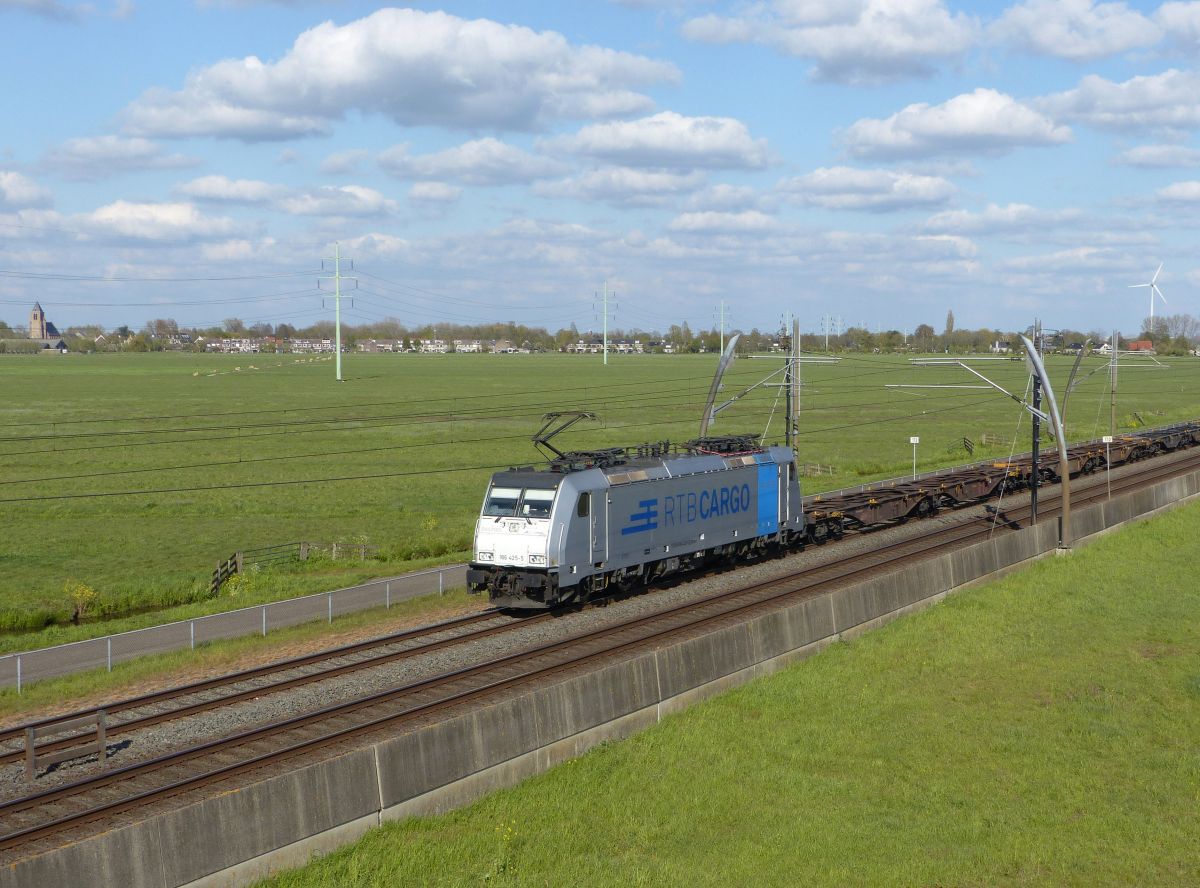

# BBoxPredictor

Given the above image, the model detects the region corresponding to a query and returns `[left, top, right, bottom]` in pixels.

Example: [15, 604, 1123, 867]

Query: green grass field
[258, 496, 1200, 888]
[1, 349, 1197, 642]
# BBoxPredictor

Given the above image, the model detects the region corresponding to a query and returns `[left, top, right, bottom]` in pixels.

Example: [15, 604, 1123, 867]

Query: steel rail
[0, 607, 510, 763]
[6, 439, 1197, 773]
[2, 447, 1198, 853]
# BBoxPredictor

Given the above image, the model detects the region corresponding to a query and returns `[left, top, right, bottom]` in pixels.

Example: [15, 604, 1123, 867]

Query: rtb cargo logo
[621, 499, 659, 536]
[621, 483, 752, 536]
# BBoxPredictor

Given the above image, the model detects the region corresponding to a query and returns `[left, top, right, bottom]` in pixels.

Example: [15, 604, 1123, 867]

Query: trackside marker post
[1103, 435, 1113, 499]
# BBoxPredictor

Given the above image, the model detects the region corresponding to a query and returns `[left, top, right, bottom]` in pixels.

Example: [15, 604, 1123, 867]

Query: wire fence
[0, 564, 466, 693]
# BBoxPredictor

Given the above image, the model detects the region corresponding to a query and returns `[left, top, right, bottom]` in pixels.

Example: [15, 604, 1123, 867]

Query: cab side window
[577, 492, 590, 518]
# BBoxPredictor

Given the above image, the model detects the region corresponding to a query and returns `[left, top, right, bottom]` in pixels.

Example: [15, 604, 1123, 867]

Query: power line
[0, 268, 317, 283]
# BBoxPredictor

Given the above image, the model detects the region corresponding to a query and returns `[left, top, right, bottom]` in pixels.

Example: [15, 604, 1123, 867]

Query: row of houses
[356, 338, 530, 353]
[201, 337, 337, 354]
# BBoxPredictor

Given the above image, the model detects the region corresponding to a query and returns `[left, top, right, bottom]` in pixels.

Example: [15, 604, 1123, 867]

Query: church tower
[30, 302, 46, 340]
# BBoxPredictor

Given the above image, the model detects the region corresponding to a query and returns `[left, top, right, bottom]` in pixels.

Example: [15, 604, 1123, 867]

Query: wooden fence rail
[210, 541, 377, 594]
[210, 551, 242, 596]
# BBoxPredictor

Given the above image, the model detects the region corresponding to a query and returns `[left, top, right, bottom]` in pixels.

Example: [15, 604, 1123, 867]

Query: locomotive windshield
[482, 487, 557, 519]
[521, 489, 555, 518]
[483, 487, 522, 517]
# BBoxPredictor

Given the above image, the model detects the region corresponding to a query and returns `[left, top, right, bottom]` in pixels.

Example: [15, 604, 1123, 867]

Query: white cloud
[684, 184, 765, 212]
[340, 232, 415, 260]
[1157, 2, 1200, 49]
[1039, 69, 1200, 133]
[534, 167, 705, 206]
[924, 202, 1082, 233]
[682, 0, 977, 85]
[121, 8, 678, 140]
[1156, 180, 1200, 202]
[843, 88, 1072, 158]
[408, 182, 462, 203]
[1113, 143, 1200, 167]
[1, 0, 126, 19]
[277, 185, 396, 217]
[85, 201, 238, 242]
[911, 234, 978, 258]
[998, 245, 1131, 273]
[549, 111, 769, 170]
[176, 174, 288, 203]
[779, 166, 955, 211]
[667, 210, 777, 233]
[319, 149, 369, 175]
[990, 0, 1160, 61]
[42, 135, 198, 181]
[198, 237, 279, 263]
[379, 138, 565, 186]
[0, 171, 52, 209]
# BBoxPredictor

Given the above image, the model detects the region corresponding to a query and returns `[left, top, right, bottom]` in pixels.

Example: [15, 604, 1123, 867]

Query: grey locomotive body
[467, 438, 803, 608]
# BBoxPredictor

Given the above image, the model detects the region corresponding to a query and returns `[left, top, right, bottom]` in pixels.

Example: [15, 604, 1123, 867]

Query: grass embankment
[2, 351, 1197, 641]
[262, 498, 1200, 887]
[0, 550, 469, 657]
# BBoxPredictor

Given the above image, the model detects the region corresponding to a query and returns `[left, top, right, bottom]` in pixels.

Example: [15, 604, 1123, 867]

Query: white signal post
[1103, 435, 1113, 499]
[910, 436, 920, 480]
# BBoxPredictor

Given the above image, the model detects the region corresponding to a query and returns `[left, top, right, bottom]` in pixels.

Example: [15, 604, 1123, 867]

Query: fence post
[98, 709, 107, 768]
[190, 620, 195, 650]
[386, 581, 390, 609]
[261, 606, 267, 637]
[16, 655, 21, 695]
[327, 591, 333, 624]
[236, 551, 244, 575]
[107, 638, 112, 673]
[332, 542, 339, 560]
[439, 571, 444, 596]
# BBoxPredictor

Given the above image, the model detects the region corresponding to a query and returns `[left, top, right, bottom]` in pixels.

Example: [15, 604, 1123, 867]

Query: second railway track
[2, 445, 1198, 857]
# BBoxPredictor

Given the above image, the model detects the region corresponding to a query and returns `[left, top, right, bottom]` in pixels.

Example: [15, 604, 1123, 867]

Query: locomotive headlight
[528, 554, 547, 565]
[477, 551, 494, 562]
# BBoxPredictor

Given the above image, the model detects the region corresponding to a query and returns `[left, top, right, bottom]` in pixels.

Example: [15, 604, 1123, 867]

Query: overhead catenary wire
[0, 395, 1004, 502]
[0, 380, 990, 455]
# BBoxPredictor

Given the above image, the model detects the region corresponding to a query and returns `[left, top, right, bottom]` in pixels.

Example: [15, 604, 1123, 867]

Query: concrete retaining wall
[6, 470, 1198, 888]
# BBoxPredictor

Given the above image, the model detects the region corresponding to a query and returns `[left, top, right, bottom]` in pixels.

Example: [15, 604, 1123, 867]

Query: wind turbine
[1129, 263, 1167, 332]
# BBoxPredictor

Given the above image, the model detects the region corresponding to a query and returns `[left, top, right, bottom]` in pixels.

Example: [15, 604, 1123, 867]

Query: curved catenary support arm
[1019, 334, 1071, 548]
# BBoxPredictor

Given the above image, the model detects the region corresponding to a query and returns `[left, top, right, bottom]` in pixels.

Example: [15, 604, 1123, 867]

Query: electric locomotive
[466, 425, 804, 609]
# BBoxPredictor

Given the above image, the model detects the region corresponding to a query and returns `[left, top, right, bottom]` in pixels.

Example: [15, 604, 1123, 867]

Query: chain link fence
[0, 564, 466, 693]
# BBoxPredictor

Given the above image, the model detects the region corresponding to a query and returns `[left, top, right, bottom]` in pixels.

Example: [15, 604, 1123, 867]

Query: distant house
[1127, 340, 1155, 352]
[357, 339, 401, 353]
[990, 340, 1012, 354]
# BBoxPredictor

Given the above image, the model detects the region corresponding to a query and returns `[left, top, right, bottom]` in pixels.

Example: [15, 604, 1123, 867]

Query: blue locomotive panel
[757, 462, 779, 535]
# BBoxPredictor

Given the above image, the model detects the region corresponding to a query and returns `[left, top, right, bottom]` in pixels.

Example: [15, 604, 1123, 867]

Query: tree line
[3, 311, 1198, 356]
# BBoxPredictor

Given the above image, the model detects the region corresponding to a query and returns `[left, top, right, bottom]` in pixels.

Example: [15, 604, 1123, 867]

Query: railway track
[2, 446, 1198, 856]
[0, 439, 1138, 770]
[0, 607, 529, 767]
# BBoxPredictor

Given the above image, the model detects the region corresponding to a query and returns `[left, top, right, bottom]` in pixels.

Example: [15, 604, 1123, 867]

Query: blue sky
[2, 0, 1200, 338]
